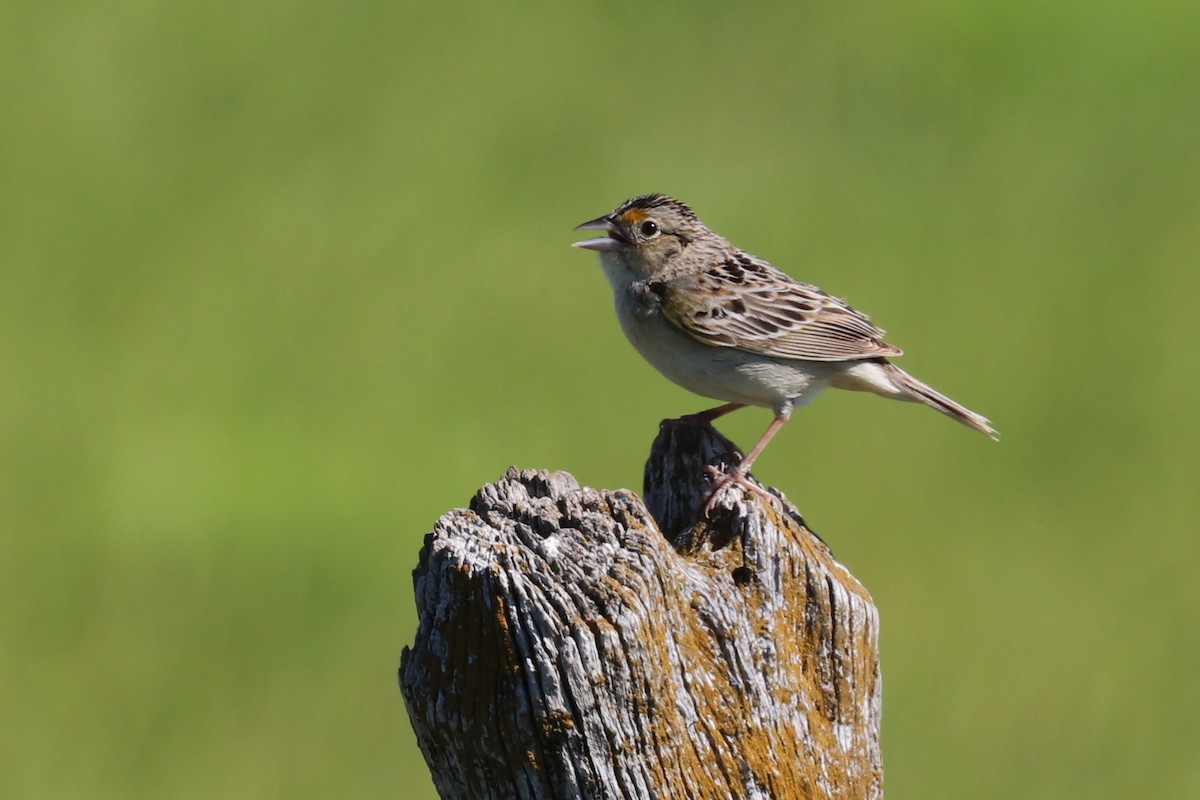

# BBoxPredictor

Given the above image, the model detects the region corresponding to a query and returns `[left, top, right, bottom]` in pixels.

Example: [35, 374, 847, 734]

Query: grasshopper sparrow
[574, 193, 997, 515]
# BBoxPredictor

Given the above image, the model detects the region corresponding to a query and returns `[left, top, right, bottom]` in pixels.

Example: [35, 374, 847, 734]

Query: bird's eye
[639, 220, 659, 237]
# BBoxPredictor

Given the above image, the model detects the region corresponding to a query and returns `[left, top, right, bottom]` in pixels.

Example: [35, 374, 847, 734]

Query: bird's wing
[657, 254, 903, 362]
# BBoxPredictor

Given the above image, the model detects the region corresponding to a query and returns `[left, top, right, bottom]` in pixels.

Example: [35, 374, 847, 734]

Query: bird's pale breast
[612, 280, 834, 415]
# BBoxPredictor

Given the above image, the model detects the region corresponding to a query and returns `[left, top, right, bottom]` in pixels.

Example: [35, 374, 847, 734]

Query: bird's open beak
[572, 216, 628, 252]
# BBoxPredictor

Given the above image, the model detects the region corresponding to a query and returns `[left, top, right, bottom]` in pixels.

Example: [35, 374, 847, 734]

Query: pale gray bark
[399, 420, 882, 799]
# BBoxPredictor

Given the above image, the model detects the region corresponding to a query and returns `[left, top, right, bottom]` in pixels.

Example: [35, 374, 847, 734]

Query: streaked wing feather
[660, 254, 903, 362]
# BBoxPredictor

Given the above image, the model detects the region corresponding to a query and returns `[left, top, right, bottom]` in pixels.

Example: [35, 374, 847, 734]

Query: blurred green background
[3, 0, 1197, 797]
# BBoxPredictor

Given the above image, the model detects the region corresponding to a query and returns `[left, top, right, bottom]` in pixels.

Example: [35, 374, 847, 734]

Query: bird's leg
[702, 409, 791, 516]
[686, 402, 746, 426]
[670, 402, 746, 452]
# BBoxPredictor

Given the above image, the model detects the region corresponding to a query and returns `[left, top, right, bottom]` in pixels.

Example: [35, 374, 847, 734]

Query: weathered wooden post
[399, 420, 883, 799]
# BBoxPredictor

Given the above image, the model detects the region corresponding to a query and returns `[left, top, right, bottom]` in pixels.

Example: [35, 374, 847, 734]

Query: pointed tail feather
[884, 364, 999, 441]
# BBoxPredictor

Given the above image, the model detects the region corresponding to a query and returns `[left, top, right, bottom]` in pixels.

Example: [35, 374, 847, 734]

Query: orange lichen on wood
[400, 423, 882, 799]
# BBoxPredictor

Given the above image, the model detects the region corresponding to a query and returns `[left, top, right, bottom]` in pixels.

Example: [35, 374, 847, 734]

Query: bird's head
[573, 194, 708, 279]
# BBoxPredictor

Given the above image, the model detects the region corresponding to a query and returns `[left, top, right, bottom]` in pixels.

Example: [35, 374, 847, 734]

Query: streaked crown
[611, 194, 698, 227]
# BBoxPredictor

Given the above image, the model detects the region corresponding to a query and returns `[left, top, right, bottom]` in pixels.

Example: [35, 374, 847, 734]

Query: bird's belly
[617, 309, 831, 413]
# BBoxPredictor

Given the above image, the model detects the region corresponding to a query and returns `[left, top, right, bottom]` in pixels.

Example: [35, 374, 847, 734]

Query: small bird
[574, 193, 997, 515]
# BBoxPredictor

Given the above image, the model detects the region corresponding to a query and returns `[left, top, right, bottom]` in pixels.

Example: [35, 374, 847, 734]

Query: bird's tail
[882, 363, 999, 440]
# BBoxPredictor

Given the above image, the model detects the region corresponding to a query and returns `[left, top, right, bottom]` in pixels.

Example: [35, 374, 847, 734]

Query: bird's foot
[700, 464, 780, 517]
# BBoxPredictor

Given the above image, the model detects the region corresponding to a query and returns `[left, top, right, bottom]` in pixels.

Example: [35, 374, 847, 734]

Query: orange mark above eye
[621, 209, 648, 224]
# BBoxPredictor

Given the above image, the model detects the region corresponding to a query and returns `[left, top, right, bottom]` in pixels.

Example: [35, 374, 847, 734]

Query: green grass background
[3, 1, 1198, 797]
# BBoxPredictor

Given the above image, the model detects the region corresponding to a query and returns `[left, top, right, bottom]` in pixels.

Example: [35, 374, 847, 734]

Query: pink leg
[701, 409, 791, 516]
[685, 402, 746, 425]
[670, 402, 746, 452]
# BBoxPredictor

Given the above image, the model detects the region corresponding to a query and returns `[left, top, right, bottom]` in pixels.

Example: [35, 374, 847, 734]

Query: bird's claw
[700, 465, 779, 517]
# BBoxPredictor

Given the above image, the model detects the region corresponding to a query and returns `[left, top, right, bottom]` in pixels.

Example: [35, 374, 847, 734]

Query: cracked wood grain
[399, 420, 882, 799]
